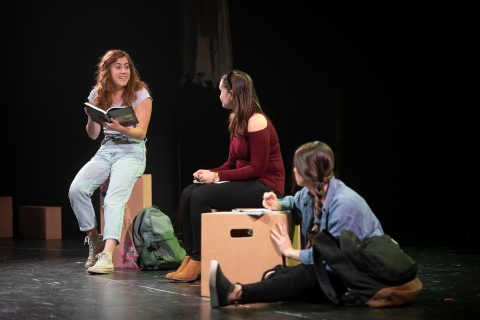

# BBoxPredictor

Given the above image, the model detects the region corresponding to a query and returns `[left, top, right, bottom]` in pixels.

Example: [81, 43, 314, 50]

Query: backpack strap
[311, 211, 339, 303]
[316, 229, 360, 284]
[312, 246, 340, 305]
[132, 212, 145, 255]
[312, 229, 360, 306]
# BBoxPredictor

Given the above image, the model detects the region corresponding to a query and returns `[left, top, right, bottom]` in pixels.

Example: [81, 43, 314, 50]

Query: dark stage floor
[0, 236, 479, 320]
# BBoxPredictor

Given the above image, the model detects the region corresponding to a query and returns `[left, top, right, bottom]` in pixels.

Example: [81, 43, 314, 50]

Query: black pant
[241, 264, 346, 304]
[180, 180, 282, 261]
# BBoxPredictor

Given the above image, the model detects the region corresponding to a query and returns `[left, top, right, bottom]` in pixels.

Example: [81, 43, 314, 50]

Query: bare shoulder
[248, 113, 268, 132]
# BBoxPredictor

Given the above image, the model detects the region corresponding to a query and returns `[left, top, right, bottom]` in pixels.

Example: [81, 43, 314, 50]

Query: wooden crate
[18, 206, 62, 240]
[201, 211, 296, 297]
[0, 197, 13, 237]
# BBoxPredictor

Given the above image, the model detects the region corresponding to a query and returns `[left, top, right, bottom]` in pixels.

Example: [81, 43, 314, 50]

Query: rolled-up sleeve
[299, 247, 314, 265]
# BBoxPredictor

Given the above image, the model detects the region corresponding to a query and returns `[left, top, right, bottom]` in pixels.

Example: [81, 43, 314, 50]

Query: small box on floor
[18, 206, 62, 240]
[0, 197, 13, 238]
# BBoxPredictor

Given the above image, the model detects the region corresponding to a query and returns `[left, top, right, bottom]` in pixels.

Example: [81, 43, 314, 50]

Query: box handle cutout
[230, 228, 253, 238]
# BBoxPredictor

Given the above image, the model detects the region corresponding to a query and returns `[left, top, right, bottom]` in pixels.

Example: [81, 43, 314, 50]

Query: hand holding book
[84, 102, 139, 127]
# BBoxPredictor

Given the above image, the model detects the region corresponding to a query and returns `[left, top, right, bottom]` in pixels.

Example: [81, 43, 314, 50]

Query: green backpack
[133, 205, 186, 270]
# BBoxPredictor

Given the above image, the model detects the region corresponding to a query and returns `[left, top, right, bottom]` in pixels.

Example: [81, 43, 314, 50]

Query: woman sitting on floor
[208, 140, 384, 307]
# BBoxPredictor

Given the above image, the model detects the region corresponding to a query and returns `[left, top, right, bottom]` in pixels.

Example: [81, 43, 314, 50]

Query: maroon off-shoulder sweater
[209, 121, 285, 195]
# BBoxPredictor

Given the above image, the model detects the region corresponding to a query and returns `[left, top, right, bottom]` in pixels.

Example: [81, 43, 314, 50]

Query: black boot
[209, 260, 235, 308]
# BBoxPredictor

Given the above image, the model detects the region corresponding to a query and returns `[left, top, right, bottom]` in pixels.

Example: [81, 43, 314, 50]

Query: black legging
[240, 264, 347, 304]
[180, 180, 282, 261]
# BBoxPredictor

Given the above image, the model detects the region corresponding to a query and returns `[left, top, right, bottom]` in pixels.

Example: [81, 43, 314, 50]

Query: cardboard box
[0, 197, 13, 237]
[100, 174, 152, 268]
[18, 206, 62, 240]
[201, 211, 296, 297]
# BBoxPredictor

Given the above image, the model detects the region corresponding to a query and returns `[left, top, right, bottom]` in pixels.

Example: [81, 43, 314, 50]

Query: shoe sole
[171, 275, 200, 283]
[87, 267, 114, 274]
[209, 260, 220, 308]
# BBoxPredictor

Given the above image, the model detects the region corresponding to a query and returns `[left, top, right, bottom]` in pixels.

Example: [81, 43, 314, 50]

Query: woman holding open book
[167, 70, 286, 282]
[68, 49, 152, 274]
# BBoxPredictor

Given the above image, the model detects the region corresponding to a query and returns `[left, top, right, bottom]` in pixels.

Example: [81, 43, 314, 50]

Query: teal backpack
[133, 205, 186, 271]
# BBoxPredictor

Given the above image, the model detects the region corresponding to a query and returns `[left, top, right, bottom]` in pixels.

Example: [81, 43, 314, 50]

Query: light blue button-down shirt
[278, 176, 384, 265]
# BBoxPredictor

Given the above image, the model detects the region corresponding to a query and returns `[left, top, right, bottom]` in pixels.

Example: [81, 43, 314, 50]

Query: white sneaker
[87, 252, 114, 274]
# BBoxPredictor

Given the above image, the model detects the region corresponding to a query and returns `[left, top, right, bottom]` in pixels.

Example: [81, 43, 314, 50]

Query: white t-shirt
[87, 88, 152, 135]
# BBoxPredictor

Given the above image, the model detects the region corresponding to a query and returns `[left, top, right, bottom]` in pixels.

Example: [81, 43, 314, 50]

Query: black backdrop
[1, 1, 475, 244]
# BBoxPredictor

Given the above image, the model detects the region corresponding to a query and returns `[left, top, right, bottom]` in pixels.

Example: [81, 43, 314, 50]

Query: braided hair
[293, 141, 335, 219]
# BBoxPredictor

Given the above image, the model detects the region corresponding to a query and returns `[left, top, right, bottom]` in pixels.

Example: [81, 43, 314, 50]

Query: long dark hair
[293, 141, 335, 218]
[220, 70, 269, 137]
[93, 49, 150, 111]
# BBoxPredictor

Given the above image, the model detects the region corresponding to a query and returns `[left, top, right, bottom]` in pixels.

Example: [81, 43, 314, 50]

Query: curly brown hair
[93, 49, 150, 111]
[293, 141, 335, 219]
[220, 70, 269, 137]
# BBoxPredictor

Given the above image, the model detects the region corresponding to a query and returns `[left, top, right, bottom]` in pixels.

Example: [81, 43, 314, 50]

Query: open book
[84, 102, 139, 127]
[231, 208, 290, 216]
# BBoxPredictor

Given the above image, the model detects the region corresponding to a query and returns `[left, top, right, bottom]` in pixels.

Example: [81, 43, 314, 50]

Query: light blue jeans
[68, 135, 146, 244]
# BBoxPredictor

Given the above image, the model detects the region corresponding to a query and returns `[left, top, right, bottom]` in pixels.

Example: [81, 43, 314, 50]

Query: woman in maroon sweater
[168, 70, 286, 282]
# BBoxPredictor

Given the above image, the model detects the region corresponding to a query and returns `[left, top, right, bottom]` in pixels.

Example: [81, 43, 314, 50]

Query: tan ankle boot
[166, 256, 191, 279]
[84, 229, 105, 269]
[172, 259, 201, 282]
